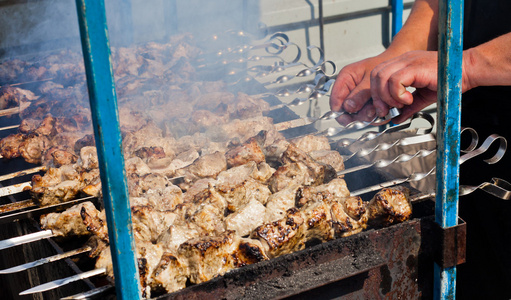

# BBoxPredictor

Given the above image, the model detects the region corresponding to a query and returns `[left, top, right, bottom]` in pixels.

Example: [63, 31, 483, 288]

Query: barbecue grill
[0, 1, 490, 299]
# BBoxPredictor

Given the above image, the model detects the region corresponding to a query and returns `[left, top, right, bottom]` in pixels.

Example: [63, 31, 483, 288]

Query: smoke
[0, 1, 261, 58]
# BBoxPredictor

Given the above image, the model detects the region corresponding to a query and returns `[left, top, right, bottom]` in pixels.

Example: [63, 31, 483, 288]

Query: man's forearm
[463, 32, 511, 91]
[384, 0, 439, 56]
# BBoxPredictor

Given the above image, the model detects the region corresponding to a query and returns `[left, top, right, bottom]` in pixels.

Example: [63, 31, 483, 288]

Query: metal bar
[74, 1, 141, 299]
[318, 0, 325, 52]
[435, 0, 464, 299]
[391, 0, 404, 37]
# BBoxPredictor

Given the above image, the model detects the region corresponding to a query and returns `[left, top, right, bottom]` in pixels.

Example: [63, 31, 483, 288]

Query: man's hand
[370, 50, 439, 123]
[329, 55, 392, 125]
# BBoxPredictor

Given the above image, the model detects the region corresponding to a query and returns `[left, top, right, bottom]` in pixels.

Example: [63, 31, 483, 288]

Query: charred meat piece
[331, 196, 368, 238]
[19, 134, 50, 164]
[296, 178, 351, 207]
[232, 238, 269, 267]
[253, 208, 306, 258]
[178, 230, 239, 284]
[0, 86, 38, 110]
[301, 200, 335, 242]
[40, 201, 97, 237]
[367, 187, 412, 227]
[131, 206, 177, 243]
[268, 144, 337, 193]
[225, 135, 265, 168]
[0, 133, 26, 159]
[150, 251, 190, 294]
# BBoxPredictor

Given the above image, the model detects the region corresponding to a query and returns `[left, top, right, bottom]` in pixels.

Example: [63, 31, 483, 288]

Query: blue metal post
[74, 1, 141, 299]
[435, 0, 463, 299]
[391, 0, 403, 37]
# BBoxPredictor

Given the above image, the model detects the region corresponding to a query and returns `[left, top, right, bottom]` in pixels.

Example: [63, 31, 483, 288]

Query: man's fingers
[371, 60, 409, 111]
[329, 72, 357, 112]
[391, 89, 437, 123]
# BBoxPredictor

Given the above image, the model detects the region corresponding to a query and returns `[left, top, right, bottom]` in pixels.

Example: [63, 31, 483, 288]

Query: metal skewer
[0, 165, 46, 182]
[0, 124, 20, 132]
[19, 267, 107, 295]
[338, 149, 436, 176]
[60, 285, 114, 300]
[0, 245, 92, 274]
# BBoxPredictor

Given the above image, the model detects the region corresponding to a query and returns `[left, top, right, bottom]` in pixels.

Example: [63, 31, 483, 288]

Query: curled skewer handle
[459, 134, 507, 165]
[352, 134, 507, 197]
[413, 178, 511, 202]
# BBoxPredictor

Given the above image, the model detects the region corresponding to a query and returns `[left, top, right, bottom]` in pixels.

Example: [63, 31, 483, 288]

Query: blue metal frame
[391, 0, 404, 37]
[435, 0, 464, 299]
[74, 0, 141, 299]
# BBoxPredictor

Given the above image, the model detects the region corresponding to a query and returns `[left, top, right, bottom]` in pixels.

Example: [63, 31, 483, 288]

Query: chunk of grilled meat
[0, 133, 25, 159]
[225, 198, 266, 237]
[225, 135, 265, 168]
[40, 201, 97, 237]
[296, 178, 351, 207]
[19, 134, 50, 164]
[289, 135, 331, 153]
[367, 187, 412, 227]
[150, 251, 190, 295]
[178, 230, 239, 284]
[330, 196, 368, 238]
[253, 208, 306, 258]
[268, 144, 337, 193]
[309, 150, 345, 173]
[131, 206, 177, 243]
[232, 238, 269, 267]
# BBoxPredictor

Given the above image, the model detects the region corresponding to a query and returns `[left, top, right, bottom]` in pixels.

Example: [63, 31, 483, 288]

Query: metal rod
[391, 0, 404, 37]
[435, 0, 464, 299]
[74, 1, 141, 299]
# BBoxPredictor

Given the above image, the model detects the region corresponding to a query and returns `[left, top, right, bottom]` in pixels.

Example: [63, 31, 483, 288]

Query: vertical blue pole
[391, 0, 403, 37]
[435, 0, 463, 299]
[74, 1, 141, 299]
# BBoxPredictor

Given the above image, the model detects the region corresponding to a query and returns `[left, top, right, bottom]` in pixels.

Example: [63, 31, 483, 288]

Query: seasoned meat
[217, 178, 271, 212]
[179, 230, 239, 284]
[157, 222, 202, 251]
[268, 144, 336, 193]
[225, 199, 266, 237]
[264, 186, 300, 223]
[144, 185, 183, 211]
[296, 178, 350, 207]
[40, 201, 97, 237]
[42, 147, 78, 167]
[290, 135, 331, 153]
[367, 188, 412, 227]
[301, 200, 335, 242]
[232, 238, 269, 267]
[19, 118, 41, 133]
[176, 151, 227, 190]
[252, 208, 306, 258]
[225, 136, 265, 168]
[131, 206, 177, 243]
[0, 133, 25, 159]
[331, 197, 368, 238]
[150, 251, 189, 294]
[309, 150, 345, 173]
[19, 134, 50, 164]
